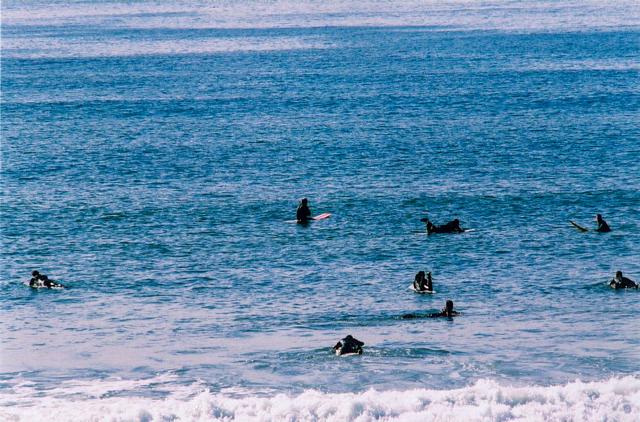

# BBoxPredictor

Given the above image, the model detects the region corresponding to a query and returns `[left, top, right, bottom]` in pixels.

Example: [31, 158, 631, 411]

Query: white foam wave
[1, 375, 639, 421]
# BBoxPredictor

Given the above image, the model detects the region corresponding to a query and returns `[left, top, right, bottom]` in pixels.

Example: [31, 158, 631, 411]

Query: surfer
[29, 270, 65, 289]
[595, 214, 611, 232]
[413, 271, 433, 292]
[333, 335, 364, 355]
[433, 300, 459, 317]
[421, 218, 464, 234]
[609, 271, 638, 289]
[296, 198, 312, 224]
[401, 300, 459, 319]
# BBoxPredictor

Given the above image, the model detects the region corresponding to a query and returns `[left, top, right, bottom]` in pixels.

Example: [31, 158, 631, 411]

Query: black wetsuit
[402, 310, 458, 319]
[30, 275, 64, 289]
[296, 204, 311, 223]
[425, 219, 463, 234]
[596, 219, 611, 233]
[333, 335, 364, 355]
[610, 276, 638, 289]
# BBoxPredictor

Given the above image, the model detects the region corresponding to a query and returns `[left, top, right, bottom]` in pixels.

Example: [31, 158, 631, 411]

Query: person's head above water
[32, 270, 40, 277]
[616, 271, 623, 279]
[445, 300, 454, 312]
[300, 198, 308, 205]
[596, 214, 604, 222]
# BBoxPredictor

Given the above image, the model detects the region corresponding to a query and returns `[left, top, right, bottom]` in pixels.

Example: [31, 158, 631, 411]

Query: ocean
[1, 1, 639, 420]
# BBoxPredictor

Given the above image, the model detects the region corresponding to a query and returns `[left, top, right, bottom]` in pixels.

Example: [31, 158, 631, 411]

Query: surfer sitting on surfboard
[570, 214, 611, 233]
[609, 271, 638, 289]
[420, 217, 464, 234]
[296, 198, 312, 223]
[595, 214, 611, 233]
[413, 271, 433, 292]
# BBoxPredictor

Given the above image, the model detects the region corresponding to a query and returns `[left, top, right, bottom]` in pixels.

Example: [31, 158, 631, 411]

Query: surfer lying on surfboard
[402, 300, 460, 319]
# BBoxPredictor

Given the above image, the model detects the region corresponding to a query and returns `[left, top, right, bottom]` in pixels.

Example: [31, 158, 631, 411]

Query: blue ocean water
[1, 1, 640, 420]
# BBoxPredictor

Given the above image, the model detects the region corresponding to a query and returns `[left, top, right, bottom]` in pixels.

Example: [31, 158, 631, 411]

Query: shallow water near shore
[1, 1, 640, 420]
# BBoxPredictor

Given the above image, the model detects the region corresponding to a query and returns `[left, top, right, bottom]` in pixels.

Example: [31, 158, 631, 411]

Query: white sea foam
[1, 375, 639, 421]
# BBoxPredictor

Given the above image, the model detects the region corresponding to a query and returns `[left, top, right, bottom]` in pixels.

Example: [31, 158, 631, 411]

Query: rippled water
[1, 1, 640, 420]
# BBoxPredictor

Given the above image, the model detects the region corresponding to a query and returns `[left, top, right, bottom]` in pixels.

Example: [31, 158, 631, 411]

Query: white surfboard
[409, 285, 435, 294]
[287, 212, 332, 223]
[570, 221, 589, 232]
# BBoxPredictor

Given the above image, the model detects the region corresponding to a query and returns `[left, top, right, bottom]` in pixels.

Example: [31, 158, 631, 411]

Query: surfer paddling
[402, 300, 460, 319]
[609, 271, 638, 289]
[296, 198, 312, 223]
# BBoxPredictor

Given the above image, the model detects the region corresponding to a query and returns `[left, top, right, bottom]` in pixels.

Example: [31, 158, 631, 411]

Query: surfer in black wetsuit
[29, 270, 65, 289]
[29, 270, 41, 287]
[609, 271, 638, 289]
[401, 300, 459, 319]
[333, 335, 364, 355]
[296, 198, 312, 224]
[433, 300, 459, 317]
[413, 271, 433, 292]
[421, 218, 464, 234]
[595, 214, 611, 233]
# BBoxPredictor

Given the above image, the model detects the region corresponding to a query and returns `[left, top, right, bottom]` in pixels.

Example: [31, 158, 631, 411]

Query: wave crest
[1, 375, 639, 421]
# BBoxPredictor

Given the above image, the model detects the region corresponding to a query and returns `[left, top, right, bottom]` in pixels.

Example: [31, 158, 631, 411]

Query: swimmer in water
[609, 271, 638, 289]
[296, 198, 311, 224]
[332, 335, 364, 355]
[595, 214, 611, 233]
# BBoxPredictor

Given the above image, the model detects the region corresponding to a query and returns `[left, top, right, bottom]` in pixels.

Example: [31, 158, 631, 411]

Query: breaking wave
[1, 375, 639, 421]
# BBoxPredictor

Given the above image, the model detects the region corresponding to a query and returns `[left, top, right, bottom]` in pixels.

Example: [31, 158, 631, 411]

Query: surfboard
[409, 285, 435, 294]
[336, 351, 361, 357]
[286, 212, 332, 223]
[570, 221, 589, 232]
